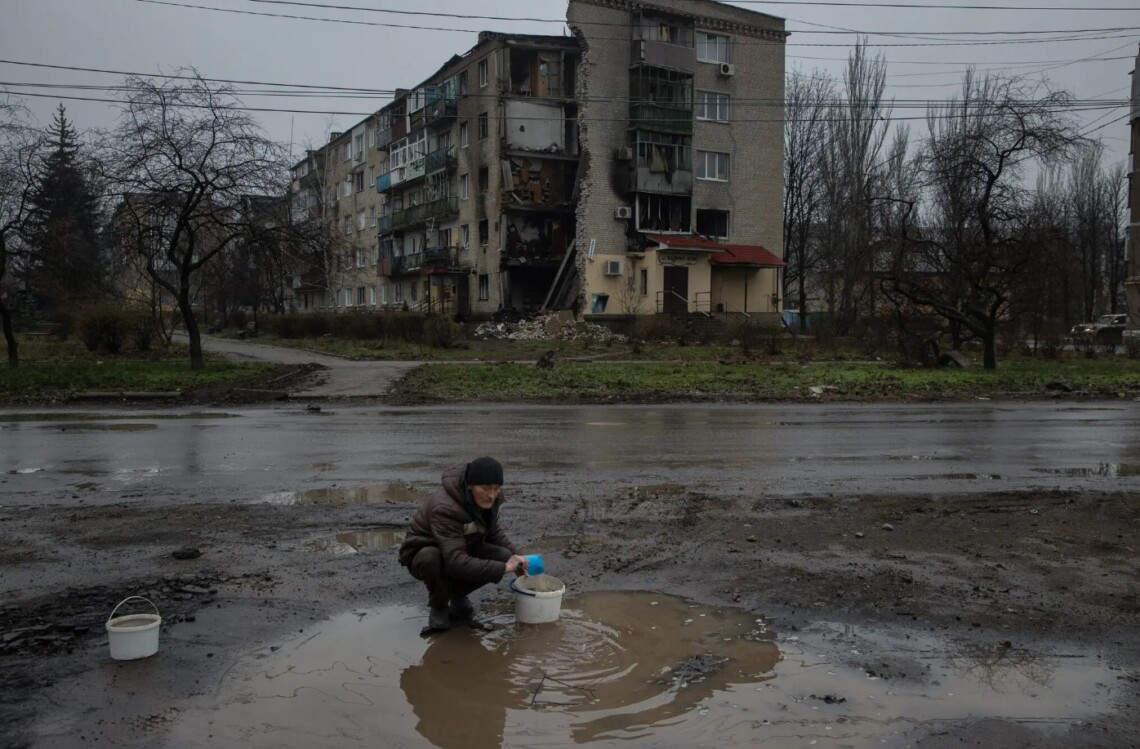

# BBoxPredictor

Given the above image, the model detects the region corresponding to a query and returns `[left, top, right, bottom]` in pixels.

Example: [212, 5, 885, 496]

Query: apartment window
[369, 287, 377, 306]
[696, 208, 730, 240]
[460, 173, 469, 199]
[409, 282, 418, 303]
[357, 286, 366, 305]
[478, 112, 488, 140]
[344, 288, 353, 307]
[696, 150, 729, 181]
[478, 273, 489, 300]
[357, 210, 366, 232]
[460, 224, 470, 248]
[458, 70, 469, 95]
[394, 281, 404, 303]
[354, 134, 364, 160]
[341, 142, 351, 161]
[696, 32, 729, 64]
[477, 166, 489, 195]
[355, 171, 365, 193]
[640, 268, 649, 296]
[368, 207, 375, 227]
[367, 128, 375, 148]
[342, 215, 352, 235]
[478, 59, 488, 87]
[696, 91, 729, 122]
[343, 176, 353, 198]
[478, 218, 489, 244]
[459, 122, 469, 147]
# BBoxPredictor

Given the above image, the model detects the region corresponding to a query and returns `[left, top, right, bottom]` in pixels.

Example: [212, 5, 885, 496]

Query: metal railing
[391, 197, 459, 230]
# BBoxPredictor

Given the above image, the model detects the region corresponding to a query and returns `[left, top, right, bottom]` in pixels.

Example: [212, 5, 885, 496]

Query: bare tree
[817, 41, 892, 331]
[882, 72, 1082, 369]
[0, 98, 43, 367]
[103, 70, 288, 368]
[782, 68, 834, 332]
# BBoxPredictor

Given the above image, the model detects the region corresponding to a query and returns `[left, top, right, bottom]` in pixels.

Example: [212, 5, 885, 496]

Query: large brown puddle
[167, 593, 1112, 748]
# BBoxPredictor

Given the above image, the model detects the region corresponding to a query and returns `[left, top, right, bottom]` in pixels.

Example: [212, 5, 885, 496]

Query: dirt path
[191, 333, 421, 399]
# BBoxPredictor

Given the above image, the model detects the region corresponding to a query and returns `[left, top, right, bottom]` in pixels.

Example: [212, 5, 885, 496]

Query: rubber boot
[448, 595, 475, 621]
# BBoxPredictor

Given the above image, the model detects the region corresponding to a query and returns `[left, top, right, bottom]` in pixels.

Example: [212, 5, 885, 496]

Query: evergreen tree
[24, 105, 105, 309]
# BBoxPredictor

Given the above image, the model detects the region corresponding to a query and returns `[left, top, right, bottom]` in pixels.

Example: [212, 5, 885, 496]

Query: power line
[4, 87, 1125, 125]
[133, 0, 1140, 47]
[243, 0, 1140, 36]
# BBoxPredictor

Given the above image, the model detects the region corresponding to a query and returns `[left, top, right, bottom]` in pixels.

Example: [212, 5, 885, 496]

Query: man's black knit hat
[465, 457, 504, 486]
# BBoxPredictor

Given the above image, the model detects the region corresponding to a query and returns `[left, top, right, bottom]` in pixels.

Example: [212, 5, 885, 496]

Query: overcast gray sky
[2, 0, 1136, 169]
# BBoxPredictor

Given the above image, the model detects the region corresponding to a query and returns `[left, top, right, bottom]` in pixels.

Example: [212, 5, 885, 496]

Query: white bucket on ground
[510, 575, 565, 624]
[106, 596, 161, 660]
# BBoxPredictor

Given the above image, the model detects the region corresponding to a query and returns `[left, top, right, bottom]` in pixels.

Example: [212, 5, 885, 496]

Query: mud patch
[261, 483, 431, 506]
[302, 528, 406, 555]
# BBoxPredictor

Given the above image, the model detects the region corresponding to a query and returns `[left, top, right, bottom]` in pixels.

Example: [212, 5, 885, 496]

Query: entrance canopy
[648, 234, 784, 268]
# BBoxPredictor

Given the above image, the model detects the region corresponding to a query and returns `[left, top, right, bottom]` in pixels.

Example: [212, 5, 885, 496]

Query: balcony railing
[405, 157, 426, 182]
[426, 98, 458, 128]
[391, 197, 459, 230]
[376, 214, 393, 233]
[630, 39, 696, 73]
[425, 145, 458, 174]
[375, 172, 392, 193]
[629, 102, 693, 135]
[423, 244, 459, 268]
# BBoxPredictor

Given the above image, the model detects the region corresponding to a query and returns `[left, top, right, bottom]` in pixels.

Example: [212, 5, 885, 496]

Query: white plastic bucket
[106, 596, 161, 661]
[510, 576, 565, 624]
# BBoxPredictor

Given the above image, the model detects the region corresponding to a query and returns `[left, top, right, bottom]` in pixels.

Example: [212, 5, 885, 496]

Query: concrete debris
[473, 312, 626, 344]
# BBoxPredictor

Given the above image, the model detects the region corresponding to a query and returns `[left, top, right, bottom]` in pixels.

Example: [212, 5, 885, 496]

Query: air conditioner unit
[614, 206, 633, 220]
[614, 146, 633, 161]
[719, 62, 736, 77]
[603, 259, 624, 276]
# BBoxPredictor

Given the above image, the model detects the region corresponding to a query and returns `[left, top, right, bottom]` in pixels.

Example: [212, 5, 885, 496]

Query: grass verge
[390, 359, 1140, 402]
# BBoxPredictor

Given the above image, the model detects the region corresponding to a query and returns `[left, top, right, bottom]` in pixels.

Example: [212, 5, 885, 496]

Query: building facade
[287, 0, 786, 322]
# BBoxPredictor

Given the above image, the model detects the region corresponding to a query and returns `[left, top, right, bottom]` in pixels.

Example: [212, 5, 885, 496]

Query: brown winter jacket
[398, 464, 518, 585]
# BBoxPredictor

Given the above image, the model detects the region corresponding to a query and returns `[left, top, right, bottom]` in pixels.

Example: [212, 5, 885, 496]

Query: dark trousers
[407, 544, 512, 610]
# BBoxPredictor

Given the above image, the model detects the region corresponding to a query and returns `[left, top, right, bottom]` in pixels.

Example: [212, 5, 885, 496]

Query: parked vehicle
[1070, 313, 1129, 344]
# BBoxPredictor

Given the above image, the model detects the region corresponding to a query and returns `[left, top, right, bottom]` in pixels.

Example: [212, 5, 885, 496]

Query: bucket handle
[509, 578, 537, 597]
[108, 596, 160, 623]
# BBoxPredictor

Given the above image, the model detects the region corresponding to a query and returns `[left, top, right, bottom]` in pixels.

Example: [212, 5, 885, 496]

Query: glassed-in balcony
[630, 102, 692, 135]
[391, 197, 459, 230]
[376, 214, 393, 233]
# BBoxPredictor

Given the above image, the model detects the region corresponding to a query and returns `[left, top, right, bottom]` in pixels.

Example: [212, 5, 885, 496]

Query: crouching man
[398, 457, 529, 634]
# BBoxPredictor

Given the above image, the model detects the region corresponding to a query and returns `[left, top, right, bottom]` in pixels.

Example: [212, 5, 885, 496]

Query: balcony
[425, 145, 458, 174]
[376, 172, 392, 193]
[630, 39, 696, 73]
[426, 98, 458, 129]
[376, 214, 393, 233]
[391, 117, 408, 141]
[422, 244, 459, 269]
[376, 126, 392, 150]
[629, 166, 693, 195]
[405, 157, 426, 183]
[392, 253, 421, 275]
[391, 197, 459, 230]
[630, 102, 692, 135]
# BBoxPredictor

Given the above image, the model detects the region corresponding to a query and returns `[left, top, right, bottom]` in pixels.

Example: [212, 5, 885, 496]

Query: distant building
[287, 0, 787, 322]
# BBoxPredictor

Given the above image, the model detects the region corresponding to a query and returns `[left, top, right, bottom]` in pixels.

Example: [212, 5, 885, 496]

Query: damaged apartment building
[287, 0, 786, 322]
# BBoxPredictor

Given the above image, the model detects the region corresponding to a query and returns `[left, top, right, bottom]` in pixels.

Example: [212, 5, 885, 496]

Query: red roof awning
[649, 234, 784, 267]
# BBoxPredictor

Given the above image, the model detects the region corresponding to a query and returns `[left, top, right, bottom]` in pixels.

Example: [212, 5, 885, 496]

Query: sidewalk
[188, 334, 422, 399]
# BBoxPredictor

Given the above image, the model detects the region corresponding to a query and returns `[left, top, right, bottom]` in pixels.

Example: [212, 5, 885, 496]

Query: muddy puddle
[303, 527, 406, 555]
[167, 592, 1112, 748]
[262, 483, 431, 506]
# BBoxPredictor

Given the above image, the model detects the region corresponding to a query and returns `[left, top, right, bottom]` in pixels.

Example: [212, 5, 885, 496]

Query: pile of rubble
[474, 311, 627, 344]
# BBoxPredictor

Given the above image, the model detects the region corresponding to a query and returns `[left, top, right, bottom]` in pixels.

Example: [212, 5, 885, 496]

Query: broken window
[479, 219, 489, 244]
[633, 130, 691, 172]
[696, 209, 729, 240]
[478, 273, 489, 300]
[478, 112, 489, 139]
[478, 166, 489, 195]
[636, 194, 691, 233]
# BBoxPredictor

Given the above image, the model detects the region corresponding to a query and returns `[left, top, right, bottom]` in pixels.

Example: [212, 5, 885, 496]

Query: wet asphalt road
[3, 401, 1140, 506]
